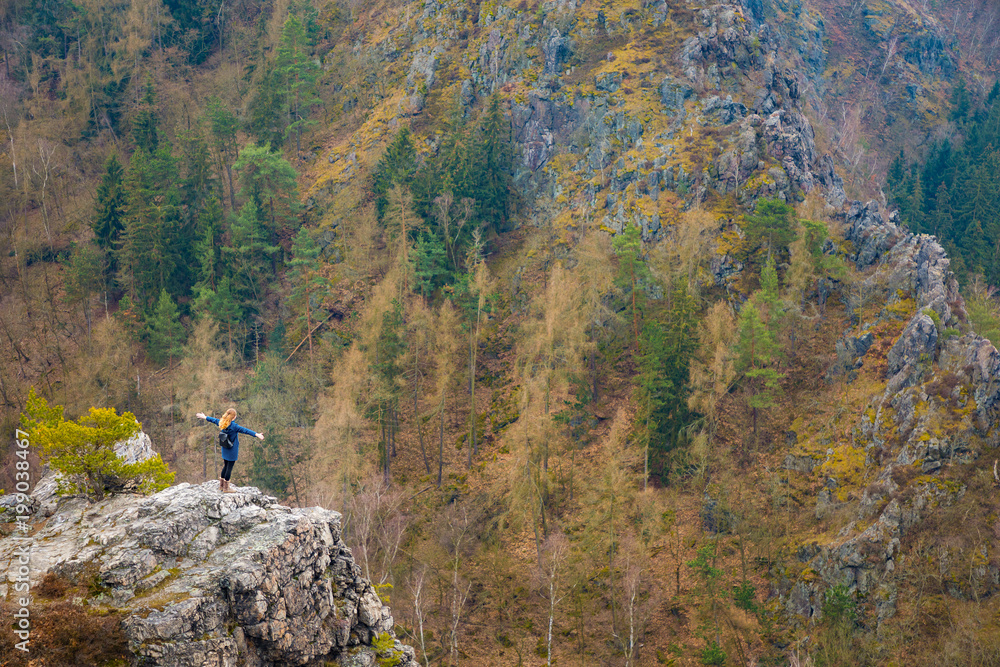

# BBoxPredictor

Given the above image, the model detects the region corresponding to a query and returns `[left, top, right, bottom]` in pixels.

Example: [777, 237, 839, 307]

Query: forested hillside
[2, 0, 1000, 664]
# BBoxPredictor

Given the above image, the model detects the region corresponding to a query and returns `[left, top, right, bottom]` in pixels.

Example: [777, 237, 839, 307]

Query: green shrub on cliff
[21, 388, 174, 500]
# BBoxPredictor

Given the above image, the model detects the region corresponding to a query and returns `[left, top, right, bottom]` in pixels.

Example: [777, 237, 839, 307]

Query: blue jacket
[206, 416, 257, 462]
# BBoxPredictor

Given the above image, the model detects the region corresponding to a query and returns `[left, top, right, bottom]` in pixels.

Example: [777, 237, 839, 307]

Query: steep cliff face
[0, 469, 417, 667]
[780, 200, 1000, 625]
[316, 0, 844, 245]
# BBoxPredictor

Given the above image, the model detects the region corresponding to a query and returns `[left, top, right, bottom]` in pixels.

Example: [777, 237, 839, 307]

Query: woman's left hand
[257, 433, 265, 440]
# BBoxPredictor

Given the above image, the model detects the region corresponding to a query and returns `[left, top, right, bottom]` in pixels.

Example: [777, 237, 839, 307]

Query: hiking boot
[218, 477, 225, 491]
[223, 479, 233, 493]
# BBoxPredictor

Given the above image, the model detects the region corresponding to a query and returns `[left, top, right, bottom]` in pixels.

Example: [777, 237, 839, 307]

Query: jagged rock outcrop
[0, 467, 417, 667]
[779, 200, 1000, 625]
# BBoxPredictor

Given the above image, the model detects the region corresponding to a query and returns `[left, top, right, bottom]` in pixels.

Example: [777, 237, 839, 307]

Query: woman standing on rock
[195, 409, 264, 492]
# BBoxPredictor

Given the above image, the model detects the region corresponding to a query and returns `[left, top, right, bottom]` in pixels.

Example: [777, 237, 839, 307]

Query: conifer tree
[224, 199, 280, 318]
[118, 150, 174, 308]
[413, 231, 447, 300]
[372, 128, 416, 219]
[22, 388, 174, 500]
[93, 153, 127, 272]
[192, 276, 242, 352]
[180, 129, 216, 223]
[929, 183, 954, 240]
[64, 242, 107, 335]
[612, 224, 648, 349]
[433, 299, 461, 487]
[146, 288, 185, 365]
[248, 68, 287, 149]
[734, 301, 783, 445]
[636, 281, 698, 485]
[277, 12, 321, 154]
[288, 227, 326, 369]
[371, 299, 405, 484]
[245, 353, 299, 499]
[385, 184, 418, 292]
[462, 244, 492, 466]
[474, 92, 515, 234]
[741, 197, 795, 264]
[950, 77, 971, 122]
[234, 142, 301, 237]
[207, 98, 240, 210]
[132, 76, 159, 153]
[194, 197, 224, 291]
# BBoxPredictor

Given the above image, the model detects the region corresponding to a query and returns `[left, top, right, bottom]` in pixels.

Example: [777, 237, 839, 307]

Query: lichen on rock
[0, 476, 417, 667]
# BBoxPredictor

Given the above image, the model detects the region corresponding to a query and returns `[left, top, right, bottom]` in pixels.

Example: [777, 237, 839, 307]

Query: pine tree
[413, 231, 447, 300]
[886, 150, 906, 198]
[370, 299, 405, 483]
[929, 183, 954, 240]
[194, 196, 224, 291]
[192, 276, 242, 352]
[734, 301, 783, 445]
[248, 68, 287, 149]
[118, 150, 173, 308]
[147, 288, 185, 365]
[22, 389, 174, 500]
[93, 153, 127, 275]
[223, 199, 280, 318]
[180, 129, 217, 223]
[612, 224, 648, 349]
[277, 12, 321, 154]
[64, 242, 107, 336]
[741, 198, 796, 263]
[234, 142, 301, 238]
[133, 76, 159, 153]
[636, 281, 699, 485]
[207, 98, 240, 210]
[372, 128, 417, 219]
[473, 92, 516, 234]
[950, 78, 971, 122]
[288, 227, 327, 369]
[244, 353, 298, 499]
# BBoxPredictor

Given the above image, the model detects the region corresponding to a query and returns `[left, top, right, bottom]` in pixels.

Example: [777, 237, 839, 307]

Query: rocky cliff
[315, 0, 845, 247]
[779, 199, 1000, 625]
[0, 449, 417, 667]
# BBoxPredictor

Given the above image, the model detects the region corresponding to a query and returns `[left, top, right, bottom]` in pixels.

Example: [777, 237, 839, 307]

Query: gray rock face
[659, 75, 693, 114]
[542, 28, 570, 76]
[406, 45, 443, 91]
[885, 313, 937, 386]
[701, 95, 747, 125]
[0, 482, 417, 667]
[595, 71, 622, 93]
[784, 198, 1000, 625]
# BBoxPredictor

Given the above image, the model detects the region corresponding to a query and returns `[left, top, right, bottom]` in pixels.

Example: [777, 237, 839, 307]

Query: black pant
[221, 459, 235, 481]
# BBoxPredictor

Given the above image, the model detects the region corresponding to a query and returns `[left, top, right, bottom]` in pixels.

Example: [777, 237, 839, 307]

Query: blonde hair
[219, 408, 237, 430]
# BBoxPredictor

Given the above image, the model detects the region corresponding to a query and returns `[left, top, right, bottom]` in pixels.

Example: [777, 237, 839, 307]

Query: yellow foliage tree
[21, 388, 174, 500]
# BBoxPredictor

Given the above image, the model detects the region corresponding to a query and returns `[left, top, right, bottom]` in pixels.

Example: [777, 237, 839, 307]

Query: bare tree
[438, 505, 475, 665]
[344, 476, 408, 587]
[536, 533, 572, 667]
[408, 566, 431, 667]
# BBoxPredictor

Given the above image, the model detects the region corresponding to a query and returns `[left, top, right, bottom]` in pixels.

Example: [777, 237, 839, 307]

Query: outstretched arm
[234, 424, 262, 438]
[196, 412, 206, 420]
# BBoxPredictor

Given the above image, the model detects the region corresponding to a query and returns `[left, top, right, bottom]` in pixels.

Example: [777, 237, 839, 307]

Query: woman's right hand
[196, 412, 206, 420]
